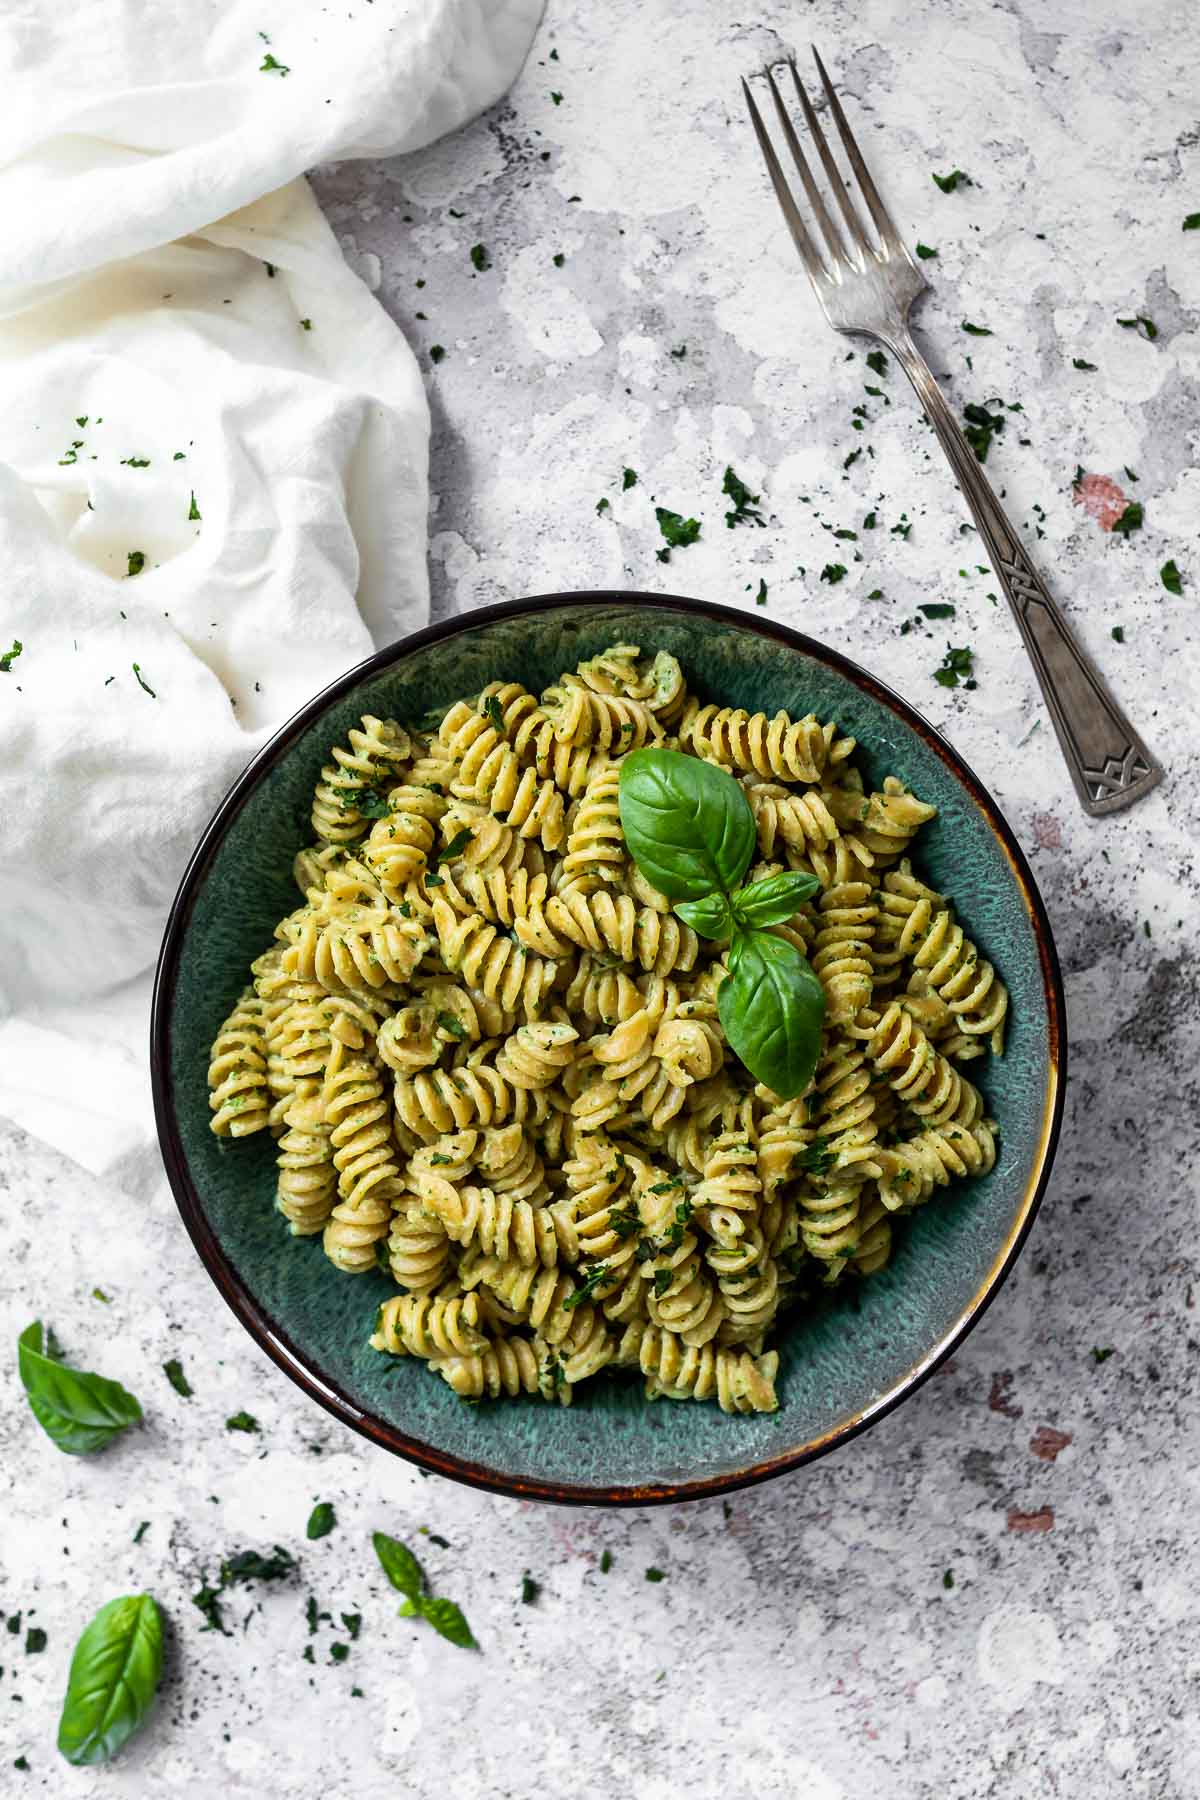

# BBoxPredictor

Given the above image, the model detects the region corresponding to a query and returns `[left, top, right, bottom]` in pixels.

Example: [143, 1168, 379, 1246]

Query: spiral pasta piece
[431, 898, 557, 1020]
[616, 1322, 779, 1414]
[555, 762, 625, 894]
[495, 1020, 579, 1089]
[875, 1116, 997, 1210]
[546, 889, 700, 975]
[745, 781, 842, 860]
[861, 1002, 986, 1128]
[384, 1199, 452, 1293]
[681, 701, 854, 785]
[810, 881, 877, 1025]
[312, 715, 411, 844]
[439, 698, 566, 850]
[361, 787, 446, 896]
[907, 910, 1009, 1055]
[275, 1091, 337, 1234]
[322, 1052, 401, 1271]
[208, 991, 271, 1137]
[809, 1040, 880, 1184]
[432, 1335, 570, 1403]
[417, 1172, 561, 1267]
[371, 1291, 487, 1358]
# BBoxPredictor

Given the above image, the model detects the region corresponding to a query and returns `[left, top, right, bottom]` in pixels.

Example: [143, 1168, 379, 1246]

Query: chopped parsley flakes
[163, 1357, 192, 1395]
[1109, 501, 1143, 538]
[622, 467, 637, 489]
[1117, 315, 1157, 340]
[961, 320, 993, 336]
[0, 639, 22, 673]
[654, 506, 701, 561]
[469, 244, 491, 272]
[260, 52, 289, 75]
[132, 663, 157, 698]
[934, 644, 975, 689]
[1072, 356, 1097, 371]
[1110, 625, 1125, 643]
[820, 563, 847, 584]
[932, 169, 971, 192]
[915, 242, 938, 259]
[962, 402, 1005, 463]
[722, 465, 765, 528]
[1161, 559, 1183, 594]
[126, 550, 146, 576]
[429, 345, 446, 364]
[225, 1411, 259, 1433]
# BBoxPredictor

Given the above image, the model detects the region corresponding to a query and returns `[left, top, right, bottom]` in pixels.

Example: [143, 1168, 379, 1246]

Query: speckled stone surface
[4, 0, 1199, 1791]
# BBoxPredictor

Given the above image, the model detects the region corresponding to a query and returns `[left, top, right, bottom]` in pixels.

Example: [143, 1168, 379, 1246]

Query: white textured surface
[5, 0, 1200, 1793]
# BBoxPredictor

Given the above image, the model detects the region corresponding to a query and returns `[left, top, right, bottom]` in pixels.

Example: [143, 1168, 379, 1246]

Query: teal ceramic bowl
[152, 593, 1065, 1504]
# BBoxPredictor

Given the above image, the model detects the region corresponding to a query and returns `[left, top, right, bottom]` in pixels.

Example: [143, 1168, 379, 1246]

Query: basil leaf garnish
[413, 1596, 477, 1649]
[717, 929, 825, 1099]
[730, 870, 821, 928]
[373, 1530, 423, 1600]
[618, 749, 755, 901]
[57, 1594, 163, 1766]
[18, 1322, 143, 1456]
[675, 891, 734, 940]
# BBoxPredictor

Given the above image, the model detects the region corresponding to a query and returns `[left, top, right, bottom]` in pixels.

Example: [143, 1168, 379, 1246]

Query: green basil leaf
[730, 871, 821, 928]
[373, 1531, 423, 1600]
[618, 749, 755, 901]
[675, 891, 734, 940]
[717, 930, 825, 1099]
[417, 1595, 478, 1649]
[57, 1594, 163, 1766]
[18, 1322, 142, 1456]
[306, 1501, 336, 1540]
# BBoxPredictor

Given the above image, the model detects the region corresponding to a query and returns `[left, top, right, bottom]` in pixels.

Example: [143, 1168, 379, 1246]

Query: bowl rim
[151, 589, 1066, 1506]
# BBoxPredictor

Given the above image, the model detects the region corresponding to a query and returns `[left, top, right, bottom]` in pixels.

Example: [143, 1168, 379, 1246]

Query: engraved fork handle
[885, 329, 1164, 817]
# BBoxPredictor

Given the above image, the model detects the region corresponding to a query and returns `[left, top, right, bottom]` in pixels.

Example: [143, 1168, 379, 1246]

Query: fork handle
[885, 331, 1164, 817]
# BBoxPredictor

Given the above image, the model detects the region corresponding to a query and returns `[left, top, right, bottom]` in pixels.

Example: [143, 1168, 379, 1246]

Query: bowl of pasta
[152, 591, 1065, 1504]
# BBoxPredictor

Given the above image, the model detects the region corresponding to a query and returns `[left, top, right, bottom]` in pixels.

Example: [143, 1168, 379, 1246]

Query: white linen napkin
[0, 0, 543, 1193]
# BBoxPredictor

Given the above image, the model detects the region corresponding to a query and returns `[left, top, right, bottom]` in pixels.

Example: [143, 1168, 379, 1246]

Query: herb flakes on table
[934, 644, 976, 689]
[1161, 559, 1183, 593]
[722, 466, 765, 528]
[1110, 501, 1143, 538]
[654, 506, 701, 562]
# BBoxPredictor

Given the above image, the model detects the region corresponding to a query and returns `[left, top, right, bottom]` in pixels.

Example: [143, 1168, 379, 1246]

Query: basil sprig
[18, 1322, 143, 1456]
[373, 1531, 477, 1649]
[618, 749, 825, 1098]
[57, 1594, 163, 1766]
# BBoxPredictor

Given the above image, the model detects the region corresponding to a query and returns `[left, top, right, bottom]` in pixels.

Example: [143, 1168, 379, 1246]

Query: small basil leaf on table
[372, 1530, 423, 1600]
[730, 870, 821, 928]
[18, 1321, 143, 1456]
[415, 1595, 478, 1650]
[618, 749, 755, 901]
[717, 930, 826, 1099]
[57, 1594, 163, 1767]
[675, 891, 734, 940]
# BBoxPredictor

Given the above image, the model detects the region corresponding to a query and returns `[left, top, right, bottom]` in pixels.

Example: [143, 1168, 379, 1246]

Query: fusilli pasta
[208, 643, 1005, 1416]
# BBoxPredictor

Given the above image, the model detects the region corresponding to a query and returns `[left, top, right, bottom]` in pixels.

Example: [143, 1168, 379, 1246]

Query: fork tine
[787, 58, 872, 266]
[741, 78, 828, 286]
[810, 45, 904, 256]
[761, 65, 847, 273]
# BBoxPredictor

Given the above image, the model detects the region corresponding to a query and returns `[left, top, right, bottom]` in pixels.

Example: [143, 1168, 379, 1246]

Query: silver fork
[742, 50, 1163, 818]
